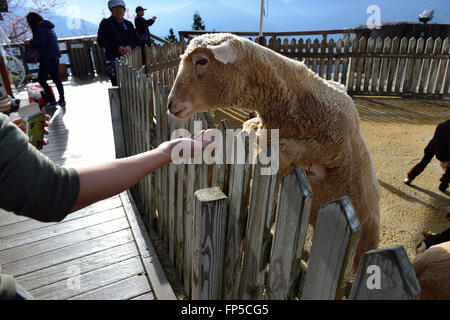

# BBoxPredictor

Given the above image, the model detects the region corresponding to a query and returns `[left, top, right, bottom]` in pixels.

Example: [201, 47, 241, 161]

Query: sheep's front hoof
[404, 177, 412, 185]
[242, 117, 262, 133]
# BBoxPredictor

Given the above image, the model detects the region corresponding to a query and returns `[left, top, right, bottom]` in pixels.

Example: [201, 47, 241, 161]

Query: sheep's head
[168, 34, 243, 119]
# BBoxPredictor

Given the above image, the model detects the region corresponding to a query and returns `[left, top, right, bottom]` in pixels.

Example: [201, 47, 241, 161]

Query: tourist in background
[97, 0, 140, 86]
[25, 12, 65, 109]
[404, 119, 450, 192]
[134, 6, 157, 46]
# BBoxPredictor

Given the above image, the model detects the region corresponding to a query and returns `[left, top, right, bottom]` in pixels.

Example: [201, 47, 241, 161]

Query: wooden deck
[0, 77, 175, 300]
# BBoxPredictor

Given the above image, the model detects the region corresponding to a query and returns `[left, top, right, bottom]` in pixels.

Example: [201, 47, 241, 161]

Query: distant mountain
[48, 14, 99, 39]
[49, 0, 450, 41]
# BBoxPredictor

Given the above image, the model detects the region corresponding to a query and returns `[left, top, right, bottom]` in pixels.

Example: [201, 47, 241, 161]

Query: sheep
[412, 241, 450, 300]
[404, 119, 450, 192]
[167, 33, 380, 268]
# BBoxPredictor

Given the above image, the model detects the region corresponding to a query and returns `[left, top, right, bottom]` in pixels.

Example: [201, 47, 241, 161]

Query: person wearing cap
[97, 0, 140, 86]
[134, 6, 157, 46]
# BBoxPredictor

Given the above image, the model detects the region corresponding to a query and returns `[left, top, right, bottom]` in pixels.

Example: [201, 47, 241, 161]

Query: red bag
[27, 84, 55, 107]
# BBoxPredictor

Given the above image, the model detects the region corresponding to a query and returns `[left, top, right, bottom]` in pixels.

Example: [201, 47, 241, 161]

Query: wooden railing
[5, 33, 168, 79]
[110, 46, 423, 300]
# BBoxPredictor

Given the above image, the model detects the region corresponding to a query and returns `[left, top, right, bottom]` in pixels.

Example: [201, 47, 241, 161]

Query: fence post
[191, 187, 229, 300]
[211, 120, 231, 192]
[301, 196, 361, 300]
[238, 151, 278, 300]
[108, 87, 126, 159]
[223, 130, 252, 300]
[349, 246, 421, 300]
[266, 168, 313, 300]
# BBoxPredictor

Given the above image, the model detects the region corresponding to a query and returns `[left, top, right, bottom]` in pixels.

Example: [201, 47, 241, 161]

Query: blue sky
[51, 0, 449, 37]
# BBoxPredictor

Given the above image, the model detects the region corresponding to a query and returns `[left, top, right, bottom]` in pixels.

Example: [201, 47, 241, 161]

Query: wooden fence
[148, 33, 450, 98]
[110, 46, 423, 300]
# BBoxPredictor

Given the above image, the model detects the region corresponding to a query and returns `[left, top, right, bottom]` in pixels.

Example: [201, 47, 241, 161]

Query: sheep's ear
[208, 42, 238, 65]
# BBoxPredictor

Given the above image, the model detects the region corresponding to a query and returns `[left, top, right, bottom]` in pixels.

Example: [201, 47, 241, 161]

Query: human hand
[152, 16, 157, 20]
[12, 114, 51, 145]
[157, 129, 216, 163]
[24, 39, 30, 46]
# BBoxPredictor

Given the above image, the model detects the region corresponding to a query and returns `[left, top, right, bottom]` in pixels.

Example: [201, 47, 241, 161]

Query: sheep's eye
[196, 58, 208, 66]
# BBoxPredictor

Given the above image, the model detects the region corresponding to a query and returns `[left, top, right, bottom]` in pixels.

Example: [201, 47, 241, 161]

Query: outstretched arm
[71, 130, 213, 212]
[72, 148, 169, 212]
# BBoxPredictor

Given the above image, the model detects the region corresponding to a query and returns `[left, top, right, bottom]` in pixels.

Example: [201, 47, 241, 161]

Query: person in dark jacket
[97, 0, 140, 86]
[134, 6, 157, 46]
[25, 12, 65, 109]
[404, 119, 450, 192]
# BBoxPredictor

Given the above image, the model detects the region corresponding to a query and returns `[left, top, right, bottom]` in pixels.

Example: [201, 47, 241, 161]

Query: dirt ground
[358, 101, 450, 261]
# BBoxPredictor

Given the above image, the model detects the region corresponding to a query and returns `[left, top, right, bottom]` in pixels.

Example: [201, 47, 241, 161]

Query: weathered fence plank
[426, 37, 442, 94]
[183, 116, 198, 297]
[402, 37, 417, 93]
[363, 37, 375, 92]
[395, 37, 409, 93]
[168, 109, 177, 264]
[346, 38, 359, 91]
[175, 119, 187, 278]
[370, 37, 383, 92]
[436, 38, 449, 94]
[301, 197, 361, 300]
[378, 37, 391, 92]
[349, 246, 421, 300]
[410, 37, 425, 93]
[387, 37, 400, 93]
[211, 120, 230, 192]
[266, 169, 313, 300]
[419, 38, 435, 93]
[238, 154, 278, 300]
[223, 131, 252, 300]
[191, 188, 229, 300]
[355, 37, 367, 92]
[108, 87, 126, 159]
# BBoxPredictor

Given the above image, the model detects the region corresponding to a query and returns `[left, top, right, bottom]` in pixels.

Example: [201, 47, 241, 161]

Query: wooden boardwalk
[0, 78, 175, 300]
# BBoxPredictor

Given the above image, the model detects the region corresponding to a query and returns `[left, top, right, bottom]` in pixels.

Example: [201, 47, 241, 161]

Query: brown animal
[167, 33, 380, 267]
[412, 241, 450, 300]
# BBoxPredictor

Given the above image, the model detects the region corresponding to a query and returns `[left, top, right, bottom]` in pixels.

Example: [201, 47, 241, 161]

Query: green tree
[192, 11, 205, 30]
[165, 28, 178, 43]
